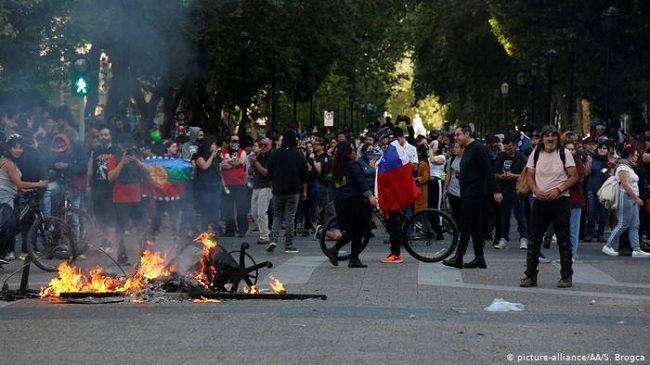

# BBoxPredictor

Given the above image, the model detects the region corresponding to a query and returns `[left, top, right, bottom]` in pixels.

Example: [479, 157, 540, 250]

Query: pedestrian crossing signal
[71, 56, 90, 96]
[73, 76, 89, 95]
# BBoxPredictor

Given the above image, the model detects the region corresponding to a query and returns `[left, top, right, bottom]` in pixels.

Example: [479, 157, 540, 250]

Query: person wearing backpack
[520, 125, 579, 288]
[601, 145, 650, 258]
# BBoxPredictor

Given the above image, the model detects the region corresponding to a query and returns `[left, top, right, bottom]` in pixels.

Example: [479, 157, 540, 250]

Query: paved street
[0, 227, 649, 365]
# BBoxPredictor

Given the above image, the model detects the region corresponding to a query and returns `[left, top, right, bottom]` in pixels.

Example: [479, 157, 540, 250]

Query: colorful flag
[144, 157, 192, 200]
[518, 131, 530, 152]
[376, 142, 420, 212]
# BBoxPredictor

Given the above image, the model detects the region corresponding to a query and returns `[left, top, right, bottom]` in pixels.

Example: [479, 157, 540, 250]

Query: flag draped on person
[144, 157, 192, 200]
[376, 142, 420, 212]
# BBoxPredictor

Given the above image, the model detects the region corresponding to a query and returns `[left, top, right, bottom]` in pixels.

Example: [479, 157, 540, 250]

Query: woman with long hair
[324, 141, 378, 268]
[194, 136, 224, 234]
[0, 135, 48, 265]
[602, 145, 650, 258]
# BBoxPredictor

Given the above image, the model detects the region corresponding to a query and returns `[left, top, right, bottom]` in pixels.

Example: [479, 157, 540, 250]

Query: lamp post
[602, 6, 619, 132]
[530, 63, 538, 128]
[239, 31, 251, 138]
[516, 72, 526, 127]
[545, 49, 557, 126]
[567, 34, 576, 131]
[500, 82, 509, 130]
[493, 88, 500, 133]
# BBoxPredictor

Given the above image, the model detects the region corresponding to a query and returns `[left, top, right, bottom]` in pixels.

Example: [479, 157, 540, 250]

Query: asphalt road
[1, 226, 649, 365]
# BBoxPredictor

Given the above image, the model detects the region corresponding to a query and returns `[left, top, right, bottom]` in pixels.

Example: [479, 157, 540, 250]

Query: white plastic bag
[483, 298, 525, 312]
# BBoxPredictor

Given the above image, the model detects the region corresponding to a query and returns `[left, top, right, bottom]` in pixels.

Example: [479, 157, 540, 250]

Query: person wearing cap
[520, 125, 578, 288]
[107, 133, 151, 265]
[523, 131, 540, 157]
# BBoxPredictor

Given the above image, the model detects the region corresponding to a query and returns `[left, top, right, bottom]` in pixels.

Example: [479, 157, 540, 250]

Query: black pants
[454, 197, 484, 260]
[386, 210, 405, 256]
[0, 203, 18, 256]
[526, 197, 572, 278]
[334, 213, 367, 259]
[222, 185, 249, 235]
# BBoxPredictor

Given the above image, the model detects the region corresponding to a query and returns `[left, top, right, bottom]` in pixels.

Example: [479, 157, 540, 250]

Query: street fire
[39, 233, 288, 301]
[192, 296, 222, 303]
[269, 275, 286, 294]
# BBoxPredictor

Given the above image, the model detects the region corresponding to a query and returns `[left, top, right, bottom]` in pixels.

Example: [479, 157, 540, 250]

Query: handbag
[516, 167, 530, 197]
[597, 175, 619, 210]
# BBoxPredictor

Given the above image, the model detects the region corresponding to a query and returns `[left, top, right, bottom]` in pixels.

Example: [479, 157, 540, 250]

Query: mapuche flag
[145, 157, 192, 200]
[376, 142, 420, 212]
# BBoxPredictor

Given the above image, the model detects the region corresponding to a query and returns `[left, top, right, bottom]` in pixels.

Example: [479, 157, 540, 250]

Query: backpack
[516, 147, 566, 197]
[597, 175, 619, 210]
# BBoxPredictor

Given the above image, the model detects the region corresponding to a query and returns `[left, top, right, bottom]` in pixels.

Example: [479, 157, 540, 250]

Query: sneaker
[519, 238, 528, 250]
[284, 245, 299, 254]
[380, 254, 404, 263]
[632, 249, 650, 258]
[4, 252, 15, 261]
[77, 254, 87, 260]
[0, 258, 8, 265]
[257, 239, 269, 245]
[602, 245, 618, 257]
[520, 275, 537, 287]
[557, 276, 572, 288]
[538, 253, 551, 263]
[266, 242, 277, 253]
[551, 234, 557, 246]
[494, 238, 508, 249]
[18, 253, 27, 261]
[313, 225, 323, 241]
[542, 233, 552, 248]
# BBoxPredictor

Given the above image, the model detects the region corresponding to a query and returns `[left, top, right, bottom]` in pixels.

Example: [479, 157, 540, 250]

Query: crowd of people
[0, 105, 648, 283]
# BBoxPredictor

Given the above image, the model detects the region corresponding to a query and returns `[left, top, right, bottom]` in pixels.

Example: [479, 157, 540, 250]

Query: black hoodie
[267, 129, 308, 195]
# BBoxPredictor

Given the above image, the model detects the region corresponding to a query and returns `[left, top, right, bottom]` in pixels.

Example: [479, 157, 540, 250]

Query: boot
[348, 258, 367, 268]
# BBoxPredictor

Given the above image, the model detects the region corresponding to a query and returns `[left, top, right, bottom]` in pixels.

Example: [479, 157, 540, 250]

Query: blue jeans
[570, 208, 582, 258]
[500, 193, 527, 241]
[269, 193, 300, 247]
[606, 192, 640, 250]
[586, 189, 607, 237]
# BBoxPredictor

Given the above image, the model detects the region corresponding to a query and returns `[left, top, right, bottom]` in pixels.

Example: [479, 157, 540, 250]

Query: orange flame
[40, 247, 175, 298]
[194, 232, 217, 254]
[243, 285, 260, 294]
[192, 296, 222, 303]
[268, 275, 286, 294]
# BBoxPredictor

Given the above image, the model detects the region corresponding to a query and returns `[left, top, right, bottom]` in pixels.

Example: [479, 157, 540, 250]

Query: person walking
[442, 124, 502, 269]
[520, 125, 578, 288]
[266, 129, 308, 253]
[601, 145, 650, 258]
[324, 141, 378, 268]
[248, 137, 273, 245]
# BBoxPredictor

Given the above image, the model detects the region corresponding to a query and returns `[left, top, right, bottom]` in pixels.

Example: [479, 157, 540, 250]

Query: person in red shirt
[220, 134, 248, 237]
[107, 133, 151, 265]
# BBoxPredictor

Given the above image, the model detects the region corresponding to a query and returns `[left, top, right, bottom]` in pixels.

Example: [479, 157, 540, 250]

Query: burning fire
[243, 285, 260, 294]
[40, 247, 174, 298]
[192, 296, 222, 303]
[269, 275, 287, 294]
[39, 232, 287, 300]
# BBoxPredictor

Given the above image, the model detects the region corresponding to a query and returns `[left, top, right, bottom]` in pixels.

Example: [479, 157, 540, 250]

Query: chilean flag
[144, 157, 192, 200]
[376, 142, 420, 212]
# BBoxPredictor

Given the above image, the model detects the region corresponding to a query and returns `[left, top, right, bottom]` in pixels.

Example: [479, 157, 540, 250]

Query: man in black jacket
[442, 124, 502, 269]
[266, 129, 308, 253]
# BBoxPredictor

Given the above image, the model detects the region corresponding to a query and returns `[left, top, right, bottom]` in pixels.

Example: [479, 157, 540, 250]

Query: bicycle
[18, 189, 78, 272]
[319, 204, 458, 263]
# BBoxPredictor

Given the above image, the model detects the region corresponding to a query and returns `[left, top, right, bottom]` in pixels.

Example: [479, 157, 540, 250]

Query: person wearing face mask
[220, 134, 248, 237]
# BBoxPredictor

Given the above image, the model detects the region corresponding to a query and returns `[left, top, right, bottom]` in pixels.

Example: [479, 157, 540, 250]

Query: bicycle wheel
[26, 216, 78, 272]
[401, 208, 458, 263]
[319, 214, 371, 261]
[66, 207, 107, 255]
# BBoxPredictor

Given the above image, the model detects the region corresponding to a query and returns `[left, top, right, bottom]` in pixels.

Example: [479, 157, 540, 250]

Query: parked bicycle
[319, 204, 458, 263]
[18, 189, 78, 272]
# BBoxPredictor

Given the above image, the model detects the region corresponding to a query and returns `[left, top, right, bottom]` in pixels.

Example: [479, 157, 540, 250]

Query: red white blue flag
[376, 142, 420, 212]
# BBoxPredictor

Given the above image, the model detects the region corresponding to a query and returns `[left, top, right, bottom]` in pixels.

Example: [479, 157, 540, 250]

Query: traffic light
[71, 56, 90, 96]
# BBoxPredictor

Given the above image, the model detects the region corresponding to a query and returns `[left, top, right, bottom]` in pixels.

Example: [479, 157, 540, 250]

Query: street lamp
[545, 49, 557, 126]
[567, 34, 576, 131]
[602, 6, 619, 132]
[530, 63, 538, 128]
[516, 72, 526, 127]
[500, 82, 509, 130]
[239, 31, 251, 138]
